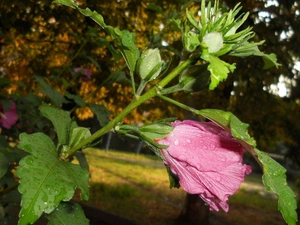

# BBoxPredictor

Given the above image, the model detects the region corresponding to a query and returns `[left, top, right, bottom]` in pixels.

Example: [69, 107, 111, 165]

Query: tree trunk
[176, 194, 210, 225]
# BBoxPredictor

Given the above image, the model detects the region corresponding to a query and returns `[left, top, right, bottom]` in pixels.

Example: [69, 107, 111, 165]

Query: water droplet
[174, 139, 180, 146]
[210, 144, 216, 149]
[186, 139, 191, 143]
[44, 202, 48, 205]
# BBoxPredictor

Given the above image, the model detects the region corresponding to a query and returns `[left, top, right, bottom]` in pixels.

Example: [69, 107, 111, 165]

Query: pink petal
[158, 120, 251, 212]
[0, 101, 18, 129]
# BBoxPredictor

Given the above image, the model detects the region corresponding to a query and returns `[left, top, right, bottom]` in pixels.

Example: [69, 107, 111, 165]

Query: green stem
[136, 80, 147, 97]
[159, 84, 182, 95]
[65, 57, 195, 157]
[130, 71, 136, 96]
[158, 94, 198, 114]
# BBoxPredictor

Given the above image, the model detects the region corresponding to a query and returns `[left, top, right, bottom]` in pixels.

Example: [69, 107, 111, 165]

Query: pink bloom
[0, 100, 18, 129]
[74, 68, 92, 81]
[157, 120, 251, 212]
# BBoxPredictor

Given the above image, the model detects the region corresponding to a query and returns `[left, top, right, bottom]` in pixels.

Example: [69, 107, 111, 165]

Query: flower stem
[129, 71, 136, 96]
[65, 57, 195, 157]
[158, 94, 198, 114]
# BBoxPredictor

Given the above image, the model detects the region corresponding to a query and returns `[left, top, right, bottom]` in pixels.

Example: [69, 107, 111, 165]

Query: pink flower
[0, 100, 18, 129]
[74, 68, 92, 81]
[157, 120, 251, 212]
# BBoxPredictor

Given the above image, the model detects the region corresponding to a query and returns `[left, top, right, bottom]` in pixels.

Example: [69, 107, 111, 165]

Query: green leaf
[89, 103, 110, 127]
[254, 148, 298, 225]
[256, 52, 281, 69]
[201, 52, 236, 90]
[165, 165, 180, 189]
[147, 3, 163, 14]
[46, 202, 89, 225]
[39, 104, 72, 146]
[34, 76, 67, 107]
[0, 152, 8, 179]
[65, 92, 86, 107]
[118, 30, 140, 73]
[53, 0, 105, 28]
[16, 133, 89, 225]
[198, 108, 256, 146]
[229, 42, 281, 69]
[52, 0, 77, 8]
[74, 151, 90, 172]
[69, 127, 91, 149]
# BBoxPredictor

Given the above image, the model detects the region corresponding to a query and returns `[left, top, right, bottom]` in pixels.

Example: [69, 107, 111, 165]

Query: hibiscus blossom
[0, 100, 18, 129]
[157, 120, 251, 212]
[74, 68, 92, 81]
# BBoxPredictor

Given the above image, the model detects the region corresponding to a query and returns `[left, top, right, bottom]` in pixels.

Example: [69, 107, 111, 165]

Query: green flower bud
[137, 48, 162, 82]
[183, 31, 200, 52]
[202, 32, 223, 53]
[179, 64, 210, 93]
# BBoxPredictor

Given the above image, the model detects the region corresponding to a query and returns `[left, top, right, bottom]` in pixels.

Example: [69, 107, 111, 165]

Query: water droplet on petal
[210, 144, 216, 149]
[174, 139, 180, 146]
[186, 139, 191, 143]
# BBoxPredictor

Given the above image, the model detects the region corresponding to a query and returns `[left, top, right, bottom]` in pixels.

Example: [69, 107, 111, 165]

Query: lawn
[74, 148, 292, 225]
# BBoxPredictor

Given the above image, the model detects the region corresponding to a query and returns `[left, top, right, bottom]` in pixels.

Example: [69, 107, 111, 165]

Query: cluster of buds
[173, 0, 279, 90]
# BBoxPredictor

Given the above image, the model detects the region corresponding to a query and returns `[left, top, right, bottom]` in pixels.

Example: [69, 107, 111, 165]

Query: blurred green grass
[73, 148, 290, 225]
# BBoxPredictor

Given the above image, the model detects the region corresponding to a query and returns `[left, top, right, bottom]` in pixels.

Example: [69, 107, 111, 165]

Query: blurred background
[0, 0, 299, 224]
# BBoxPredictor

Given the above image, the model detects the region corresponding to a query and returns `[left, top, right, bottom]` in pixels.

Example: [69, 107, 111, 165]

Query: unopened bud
[202, 32, 223, 53]
[137, 48, 162, 82]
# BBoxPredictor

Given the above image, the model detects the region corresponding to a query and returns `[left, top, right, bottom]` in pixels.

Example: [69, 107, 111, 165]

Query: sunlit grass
[75, 148, 290, 225]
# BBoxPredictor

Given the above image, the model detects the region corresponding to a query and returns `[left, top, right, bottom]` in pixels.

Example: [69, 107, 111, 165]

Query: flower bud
[179, 64, 210, 93]
[202, 32, 223, 53]
[137, 48, 162, 82]
[157, 120, 252, 212]
[183, 31, 200, 52]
